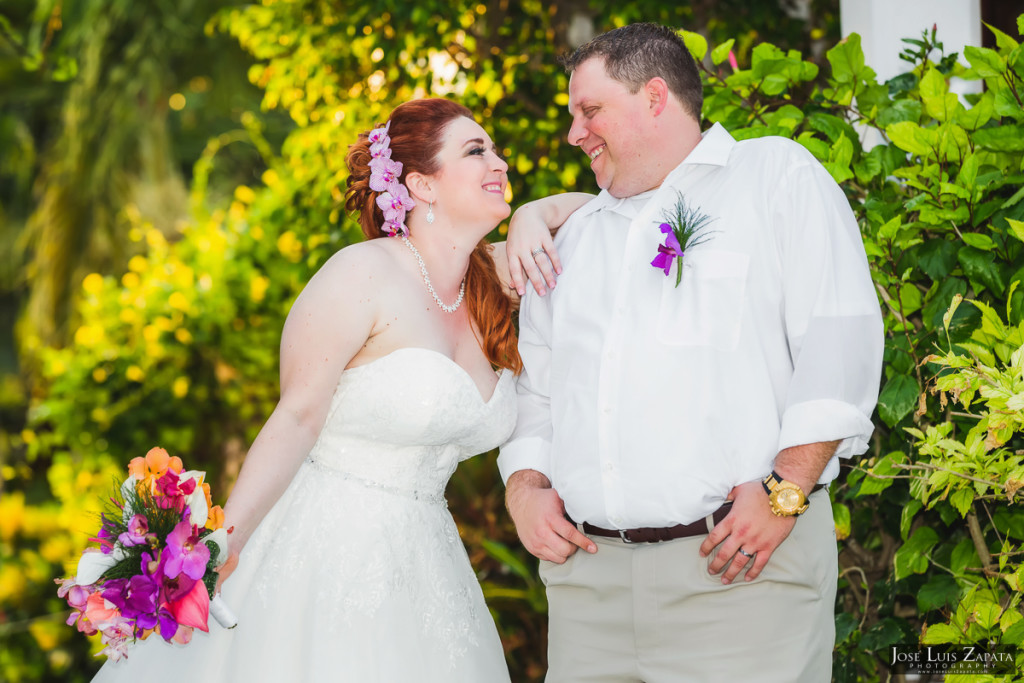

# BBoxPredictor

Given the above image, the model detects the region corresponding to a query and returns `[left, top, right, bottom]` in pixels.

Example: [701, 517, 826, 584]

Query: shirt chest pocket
[656, 249, 750, 350]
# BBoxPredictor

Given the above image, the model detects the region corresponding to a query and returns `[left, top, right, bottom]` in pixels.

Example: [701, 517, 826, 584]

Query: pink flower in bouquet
[98, 619, 135, 662]
[153, 469, 197, 511]
[117, 514, 151, 547]
[163, 521, 210, 580]
[56, 578, 98, 635]
[165, 578, 211, 633]
[84, 590, 120, 631]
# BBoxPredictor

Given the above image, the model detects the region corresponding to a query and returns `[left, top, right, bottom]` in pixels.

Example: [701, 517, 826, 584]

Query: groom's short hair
[558, 22, 704, 122]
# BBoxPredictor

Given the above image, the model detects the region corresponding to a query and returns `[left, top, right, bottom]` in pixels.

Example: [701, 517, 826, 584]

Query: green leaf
[949, 487, 974, 517]
[859, 617, 907, 651]
[886, 121, 935, 158]
[955, 91, 994, 130]
[833, 503, 851, 540]
[894, 526, 940, 581]
[920, 67, 961, 121]
[859, 451, 903, 496]
[959, 246, 1005, 296]
[993, 509, 1024, 541]
[1003, 618, 1024, 646]
[877, 375, 920, 427]
[973, 126, 1024, 152]
[480, 539, 535, 582]
[964, 45, 1005, 77]
[951, 538, 980, 575]
[917, 239, 959, 280]
[1003, 187, 1024, 211]
[922, 623, 963, 645]
[900, 499, 923, 541]
[710, 39, 735, 66]
[877, 216, 902, 241]
[898, 282, 922, 315]
[834, 612, 859, 645]
[987, 23, 1020, 52]
[877, 99, 922, 127]
[1007, 218, 1024, 243]
[680, 30, 708, 62]
[827, 33, 866, 84]
[961, 232, 996, 251]
[918, 574, 961, 612]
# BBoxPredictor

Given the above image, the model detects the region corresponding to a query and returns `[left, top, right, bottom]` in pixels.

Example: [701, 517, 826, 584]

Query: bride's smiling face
[428, 117, 510, 231]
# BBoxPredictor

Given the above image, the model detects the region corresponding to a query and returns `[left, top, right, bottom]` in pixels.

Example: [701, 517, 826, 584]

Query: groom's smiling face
[566, 58, 656, 199]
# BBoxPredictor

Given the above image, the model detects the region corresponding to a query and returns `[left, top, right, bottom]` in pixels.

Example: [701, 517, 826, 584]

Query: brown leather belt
[575, 485, 824, 544]
[574, 502, 733, 544]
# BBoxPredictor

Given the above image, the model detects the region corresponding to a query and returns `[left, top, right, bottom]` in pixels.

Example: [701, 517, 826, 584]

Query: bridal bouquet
[56, 447, 237, 661]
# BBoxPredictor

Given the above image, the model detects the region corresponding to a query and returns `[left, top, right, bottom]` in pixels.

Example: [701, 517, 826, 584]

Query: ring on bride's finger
[531, 248, 545, 257]
[738, 548, 755, 558]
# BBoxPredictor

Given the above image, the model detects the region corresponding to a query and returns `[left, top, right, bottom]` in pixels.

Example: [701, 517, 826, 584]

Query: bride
[91, 98, 588, 682]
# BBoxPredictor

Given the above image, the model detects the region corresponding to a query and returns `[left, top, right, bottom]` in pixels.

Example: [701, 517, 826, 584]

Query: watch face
[776, 488, 801, 512]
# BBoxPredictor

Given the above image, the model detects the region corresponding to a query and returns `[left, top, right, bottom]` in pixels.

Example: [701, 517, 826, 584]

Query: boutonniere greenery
[650, 192, 716, 287]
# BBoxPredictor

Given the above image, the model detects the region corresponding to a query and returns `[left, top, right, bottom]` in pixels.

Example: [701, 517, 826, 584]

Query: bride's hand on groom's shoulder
[506, 470, 597, 563]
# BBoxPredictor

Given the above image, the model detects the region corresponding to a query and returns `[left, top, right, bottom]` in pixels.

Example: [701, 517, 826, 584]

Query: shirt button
[603, 463, 614, 472]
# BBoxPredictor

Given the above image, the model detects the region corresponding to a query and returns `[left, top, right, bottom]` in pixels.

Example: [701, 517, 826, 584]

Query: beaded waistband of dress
[306, 458, 447, 506]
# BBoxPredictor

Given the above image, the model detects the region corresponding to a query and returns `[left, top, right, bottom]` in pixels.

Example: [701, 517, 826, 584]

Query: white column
[840, 0, 982, 96]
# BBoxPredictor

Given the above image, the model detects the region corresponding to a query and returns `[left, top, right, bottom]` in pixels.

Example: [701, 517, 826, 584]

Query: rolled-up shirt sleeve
[775, 153, 884, 469]
[498, 287, 555, 483]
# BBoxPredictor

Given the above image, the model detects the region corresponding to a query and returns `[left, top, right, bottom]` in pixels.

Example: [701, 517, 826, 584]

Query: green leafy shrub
[689, 15, 1024, 681]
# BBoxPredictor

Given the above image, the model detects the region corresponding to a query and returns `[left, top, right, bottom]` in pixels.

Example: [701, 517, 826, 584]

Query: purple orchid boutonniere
[650, 192, 715, 287]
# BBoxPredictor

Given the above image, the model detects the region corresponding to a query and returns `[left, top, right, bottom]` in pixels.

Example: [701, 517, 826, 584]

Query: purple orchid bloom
[163, 521, 211, 581]
[368, 121, 390, 145]
[91, 514, 117, 554]
[117, 514, 150, 547]
[650, 223, 684, 275]
[369, 157, 403, 193]
[376, 184, 416, 221]
[156, 606, 181, 642]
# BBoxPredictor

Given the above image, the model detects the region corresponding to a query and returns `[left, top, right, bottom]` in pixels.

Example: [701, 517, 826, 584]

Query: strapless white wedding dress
[93, 347, 516, 682]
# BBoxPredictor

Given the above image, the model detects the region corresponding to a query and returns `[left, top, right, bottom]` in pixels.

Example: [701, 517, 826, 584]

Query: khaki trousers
[539, 489, 837, 682]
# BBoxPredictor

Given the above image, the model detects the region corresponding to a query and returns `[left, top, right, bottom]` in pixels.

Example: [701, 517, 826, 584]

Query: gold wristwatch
[762, 470, 809, 516]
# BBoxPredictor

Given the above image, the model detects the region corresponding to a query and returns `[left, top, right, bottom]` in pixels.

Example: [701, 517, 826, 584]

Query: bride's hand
[506, 203, 562, 297]
[214, 551, 239, 595]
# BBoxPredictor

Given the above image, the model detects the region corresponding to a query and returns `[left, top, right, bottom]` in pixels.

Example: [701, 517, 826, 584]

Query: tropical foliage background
[2, 1, 1023, 681]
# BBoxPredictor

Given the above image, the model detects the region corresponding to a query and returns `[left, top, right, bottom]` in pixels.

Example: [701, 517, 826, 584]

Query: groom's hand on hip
[698, 480, 797, 584]
[506, 470, 597, 563]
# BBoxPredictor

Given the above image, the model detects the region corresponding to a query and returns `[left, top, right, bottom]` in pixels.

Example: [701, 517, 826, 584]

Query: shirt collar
[573, 122, 736, 220]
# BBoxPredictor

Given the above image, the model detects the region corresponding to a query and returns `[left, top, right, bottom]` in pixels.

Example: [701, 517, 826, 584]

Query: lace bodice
[307, 346, 516, 501]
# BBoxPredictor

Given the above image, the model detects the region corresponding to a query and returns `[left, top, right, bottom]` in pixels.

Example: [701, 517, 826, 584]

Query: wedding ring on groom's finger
[738, 548, 755, 558]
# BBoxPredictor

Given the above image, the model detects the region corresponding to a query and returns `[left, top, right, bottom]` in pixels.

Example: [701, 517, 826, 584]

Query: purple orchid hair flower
[369, 157, 403, 193]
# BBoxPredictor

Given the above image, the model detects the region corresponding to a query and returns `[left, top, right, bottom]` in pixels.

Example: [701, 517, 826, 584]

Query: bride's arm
[215, 246, 380, 591]
[500, 192, 594, 297]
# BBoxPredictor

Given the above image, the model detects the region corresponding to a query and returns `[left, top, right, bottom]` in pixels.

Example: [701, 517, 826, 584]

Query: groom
[499, 22, 883, 682]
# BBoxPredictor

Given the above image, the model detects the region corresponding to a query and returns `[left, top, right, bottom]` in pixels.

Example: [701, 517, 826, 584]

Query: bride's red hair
[344, 99, 522, 374]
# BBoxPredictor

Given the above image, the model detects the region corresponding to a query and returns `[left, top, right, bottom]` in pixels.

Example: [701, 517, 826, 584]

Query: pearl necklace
[400, 236, 466, 314]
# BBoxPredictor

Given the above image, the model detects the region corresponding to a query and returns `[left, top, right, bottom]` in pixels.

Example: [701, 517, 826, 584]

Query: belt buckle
[618, 529, 634, 543]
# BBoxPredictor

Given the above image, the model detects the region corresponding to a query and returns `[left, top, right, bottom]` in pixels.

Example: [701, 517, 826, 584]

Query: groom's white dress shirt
[499, 123, 884, 530]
